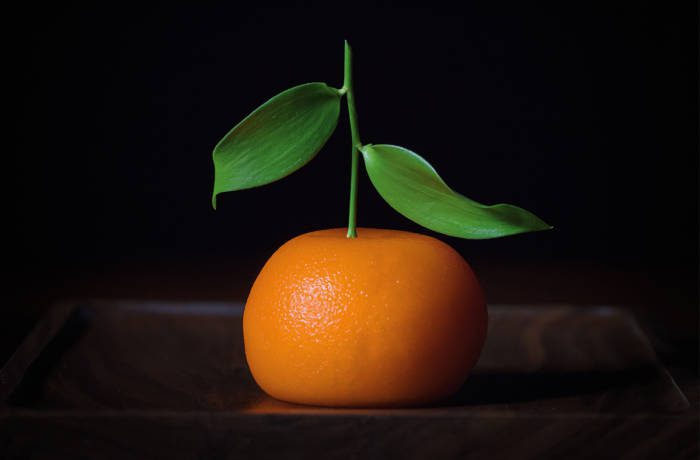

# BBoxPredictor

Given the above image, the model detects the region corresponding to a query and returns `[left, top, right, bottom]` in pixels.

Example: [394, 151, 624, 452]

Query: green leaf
[212, 82, 341, 208]
[361, 144, 552, 239]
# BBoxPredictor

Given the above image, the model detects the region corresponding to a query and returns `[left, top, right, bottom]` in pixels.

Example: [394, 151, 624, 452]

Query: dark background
[4, 3, 698, 368]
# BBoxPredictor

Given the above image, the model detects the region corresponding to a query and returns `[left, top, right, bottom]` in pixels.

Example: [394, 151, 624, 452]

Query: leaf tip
[533, 223, 554, 234]
[526, 215, 553, 234]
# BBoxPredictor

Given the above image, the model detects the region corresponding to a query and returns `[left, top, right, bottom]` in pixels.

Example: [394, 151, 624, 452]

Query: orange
[243, 228, 487, 407]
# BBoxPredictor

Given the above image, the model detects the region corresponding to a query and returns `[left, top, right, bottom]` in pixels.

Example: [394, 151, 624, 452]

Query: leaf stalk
[344, 40, 362, 238]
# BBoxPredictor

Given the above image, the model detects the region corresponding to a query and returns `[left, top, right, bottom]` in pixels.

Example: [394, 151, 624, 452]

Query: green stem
[344, 40, 362, 238]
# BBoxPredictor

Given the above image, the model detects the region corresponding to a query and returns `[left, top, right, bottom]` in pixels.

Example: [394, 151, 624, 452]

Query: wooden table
[1, 301, 697, 459]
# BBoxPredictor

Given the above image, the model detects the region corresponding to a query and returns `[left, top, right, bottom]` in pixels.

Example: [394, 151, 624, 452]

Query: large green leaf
[361, 144, 552, 239]
[212, 82, 341, 208]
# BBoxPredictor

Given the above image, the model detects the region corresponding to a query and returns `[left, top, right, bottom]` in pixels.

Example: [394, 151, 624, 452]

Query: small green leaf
[212, 82, 341, 208]
[361, 144, 552, 239]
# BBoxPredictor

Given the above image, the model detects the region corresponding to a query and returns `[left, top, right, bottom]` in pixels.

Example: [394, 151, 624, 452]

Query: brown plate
[1, 301, 696, 459]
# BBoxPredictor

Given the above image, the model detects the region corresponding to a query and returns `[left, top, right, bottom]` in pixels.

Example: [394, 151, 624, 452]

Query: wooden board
[1, 301, 697, 459]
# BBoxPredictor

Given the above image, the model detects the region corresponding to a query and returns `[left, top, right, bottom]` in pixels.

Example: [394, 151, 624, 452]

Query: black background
[4, 3, 698, 361]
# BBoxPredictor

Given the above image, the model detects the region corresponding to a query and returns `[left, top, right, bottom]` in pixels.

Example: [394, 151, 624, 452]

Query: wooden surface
[1, 301, 697, 459]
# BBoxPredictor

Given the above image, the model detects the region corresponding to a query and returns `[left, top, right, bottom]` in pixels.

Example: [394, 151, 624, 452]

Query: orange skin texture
[243, 228, 487, 407]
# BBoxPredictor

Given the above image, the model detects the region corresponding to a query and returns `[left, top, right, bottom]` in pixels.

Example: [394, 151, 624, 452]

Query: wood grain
[1, 301, 697, 459]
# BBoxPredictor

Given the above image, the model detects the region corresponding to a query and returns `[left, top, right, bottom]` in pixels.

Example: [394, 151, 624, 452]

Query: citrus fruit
[243, 227, 487, 407]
